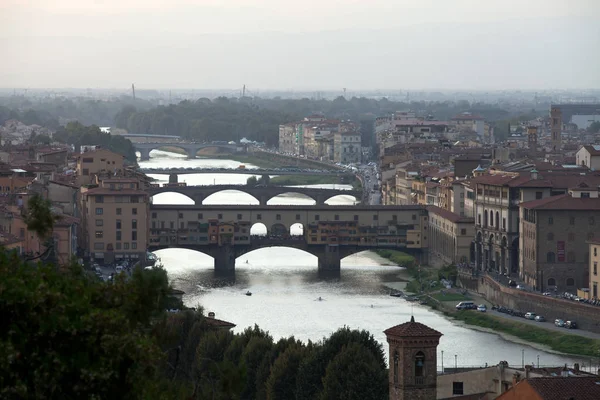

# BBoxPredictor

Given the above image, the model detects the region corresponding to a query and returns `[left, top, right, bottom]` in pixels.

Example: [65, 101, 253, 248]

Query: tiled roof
[526, 376, 600, 400]
[83, 187, 149, 196]
[384, 316, 443, 338]
[582, 145, 600, 156]
[204, 316, 236, 329]
[427, 205, 474, 224]
[520, 194, 600, 211]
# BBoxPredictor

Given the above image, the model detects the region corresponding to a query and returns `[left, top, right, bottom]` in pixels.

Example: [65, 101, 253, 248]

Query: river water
[141, 150, 583, 369]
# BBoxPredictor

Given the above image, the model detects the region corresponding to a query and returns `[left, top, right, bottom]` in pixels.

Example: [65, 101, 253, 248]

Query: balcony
[414, 376, 425, 385]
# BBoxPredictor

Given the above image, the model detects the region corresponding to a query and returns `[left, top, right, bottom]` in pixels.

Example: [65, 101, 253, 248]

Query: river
[140, 150, 584, 369]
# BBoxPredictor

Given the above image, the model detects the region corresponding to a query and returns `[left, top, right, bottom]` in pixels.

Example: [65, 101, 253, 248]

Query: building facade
[588, 239, 600, 299]
[428, 206, 474, 266]
[333, 131, 361, 163]
[278, 123, 296, 154]
[76, 148, 125, 186]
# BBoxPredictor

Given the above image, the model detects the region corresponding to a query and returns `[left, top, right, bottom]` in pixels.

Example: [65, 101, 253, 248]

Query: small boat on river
[245, 291, 252, 296]
[390, 290, 404, 298]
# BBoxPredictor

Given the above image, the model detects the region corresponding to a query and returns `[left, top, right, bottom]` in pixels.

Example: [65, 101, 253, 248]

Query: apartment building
[278, 123, 296, 154]
[76, 148, 124, 186]
[333, 131, 361, 164]
[519, 185, 600, 292]
[588, 239, 600, 299]
[428, 206, 474, 266]
[81, 177, 149, 263]
[575, 145, 600, 169]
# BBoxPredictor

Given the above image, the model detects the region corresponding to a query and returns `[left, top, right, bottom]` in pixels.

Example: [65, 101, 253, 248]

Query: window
[548, 216, 553, 225]
[94, 243, 104, 250]
[452, 382, 464, 396]
[197, 213, 203, 219]
[132, 231, 137, 241]
[237, 214, 242, 220]
[116, 208, 122, 215]
[152, 212, 157, 218]
[547, 232, 554, 241]
[412, 214, 416, 220]
[461, 228, 467, 235]
[82, 157, 93, 163]
[257, 214, 262, 220]
[152, 221, 156, 229]
[116, 242, 121, 250]
[95, 231, 103, 239]
[95, 208, 103, 215]
[178, 213, 183, 218]
[547, 252, 556, 263]
[414, 351, 425, 378]
[131, 196, 139, 203]
[373, 215, 378, 221]
[594, 283, 598, 298]
[503, 218, 506, 230]
[581, 192, 591, 198]
[116, 231, 121, 241]
[594, 262, 597, 276]
[116, 220, 121, 229]
[568, 233, 575, 242]
[132, 219, 137, 229]
[566, 278, 575, 286]
[393, 351, 399, 385]
[315, 215, 320, 221]
[124, 243, 129, 250]
[535, 191, 543, 199]
[218, 214, 223, 219]
[132, 242, 137, 249]
[132, 208, 137, 215]
[335, 214, 339, 221]
[548, 278, 556, 287]
[170, 222, 174, 229]
[595, 247, 598, 257]
[570, 216, 575, 225]
[567, 252, 576, 263]
[82, 168, 89, 176]
[95, 219, 103, 227]
[478, 215, 481, 225]
[96, 195, 104, 203]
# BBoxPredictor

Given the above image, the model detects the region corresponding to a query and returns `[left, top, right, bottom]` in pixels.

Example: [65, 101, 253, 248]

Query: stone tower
[550, 106, 562, 151]
[527, 126, 538, 151]
[384, 316, 442, 400]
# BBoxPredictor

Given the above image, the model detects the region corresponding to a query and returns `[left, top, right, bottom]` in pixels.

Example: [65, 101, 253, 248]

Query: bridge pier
[317, 244, 341, 278]
[192, 194, 204, 205]
[316, 195, 326, 205]
[169, 173, 178, 184]
[186, 148, 197, 159]
[138, 148, 151, 161]
[213, 245, 236, 275]
[259, 195, 268, 205]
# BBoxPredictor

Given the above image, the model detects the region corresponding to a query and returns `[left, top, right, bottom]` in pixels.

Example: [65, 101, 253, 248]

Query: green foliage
[53, 121, 137, 162]
[320, 343, 388, 400]
[266, 345, 308, 400]
[588, 121, 600, 133]
[247, 176, 258, 186]
[23, 193, 60, 239]
[0, 255, 183, 399]
[375, 249, 416, 267]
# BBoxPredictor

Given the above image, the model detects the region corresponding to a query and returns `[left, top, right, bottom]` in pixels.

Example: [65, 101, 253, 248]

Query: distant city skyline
[1, 0, 599, 90]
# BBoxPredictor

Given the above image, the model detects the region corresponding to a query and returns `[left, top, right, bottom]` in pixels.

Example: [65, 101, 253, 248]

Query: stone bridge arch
[149, 190, 196, 205]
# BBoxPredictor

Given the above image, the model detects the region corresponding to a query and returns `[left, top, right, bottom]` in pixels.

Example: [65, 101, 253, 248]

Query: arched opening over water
[151, 247, 214, 271]
[202, 190, 260, 205]
[267, 193, 316, 206]
[271, 223, 287, 237]
[325, 194, 359, 205]
[290, 223, 304, 236]
[250, 222, 268, 236]
[150, 192, 195, 205]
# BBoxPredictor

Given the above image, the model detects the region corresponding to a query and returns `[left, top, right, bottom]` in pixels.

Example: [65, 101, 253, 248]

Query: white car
[477, 304, 487, 312]
[525, 312, 537, 320]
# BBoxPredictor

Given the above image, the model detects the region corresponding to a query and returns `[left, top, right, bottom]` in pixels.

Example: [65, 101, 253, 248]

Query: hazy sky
[1, 0, 599, 90]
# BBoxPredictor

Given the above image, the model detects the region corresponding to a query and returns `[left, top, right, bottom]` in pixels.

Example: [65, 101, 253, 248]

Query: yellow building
[588, 239, 600, 299]
[76, 148, 125, 186]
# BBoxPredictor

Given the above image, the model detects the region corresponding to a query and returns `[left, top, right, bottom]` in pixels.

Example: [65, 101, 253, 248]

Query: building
[519, 185, 600, 292]
[35, 147, 69, 168]
[495, 376, 600, 400]
[384, 316, 442, 400]
[278, 123, 296, 154]
[452, 112, 485, 137]
[575, 145, 600, 169]
[428, 206, 474, 266]
[587, 239, 600, 299]
[81, 177, 149, 263]
[550, 106, 562, 151]
[333, 130, 361, 164]
[76, 148, 125, 186]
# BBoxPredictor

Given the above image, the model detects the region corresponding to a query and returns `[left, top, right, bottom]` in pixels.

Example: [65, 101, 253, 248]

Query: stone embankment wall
[458, 273, 600, 333]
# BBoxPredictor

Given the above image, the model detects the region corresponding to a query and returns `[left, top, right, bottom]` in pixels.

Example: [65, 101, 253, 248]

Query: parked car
[477, 304, 487, 312]
[554, 319, 565, 327]
[525, 312, 537, 320]
[534, 315, 546, 322]
[508, 280, 517, 287]
[565, 321, 578, 329]
[456, 301, 475, 310]
[516, 284, 526, 290]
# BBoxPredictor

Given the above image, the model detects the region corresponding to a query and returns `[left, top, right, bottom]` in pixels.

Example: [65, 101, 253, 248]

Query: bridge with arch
[133, 142, 239, 160]
[147, 184, 362, 205]
[148, 204, 429, 275]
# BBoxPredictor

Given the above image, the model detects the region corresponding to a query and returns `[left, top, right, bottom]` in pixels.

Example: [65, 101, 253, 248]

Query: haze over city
[1, 0, 599, 90]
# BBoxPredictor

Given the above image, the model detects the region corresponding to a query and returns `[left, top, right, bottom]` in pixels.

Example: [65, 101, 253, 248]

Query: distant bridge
[133, 142, 239, 160]
[146, 184, 362, 205]
[141, 167, 347, 176]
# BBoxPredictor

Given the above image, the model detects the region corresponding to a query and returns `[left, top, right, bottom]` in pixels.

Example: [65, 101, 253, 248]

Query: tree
[320, 343, 388, 400]
[247, 176, 258, 186]
[588, 121, 600, 134]
[266, 345, 308, 400]
[23, 194, 60, 240]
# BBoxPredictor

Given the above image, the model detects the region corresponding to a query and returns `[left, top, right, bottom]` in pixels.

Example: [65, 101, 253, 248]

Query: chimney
[574, 363, 580, 372]
[561, 364, 569, 377]
[512, 372, 521, 387]
[525, 365, 532, 379]
[208, 312, 215, 319]
[530, 168, 538, 180]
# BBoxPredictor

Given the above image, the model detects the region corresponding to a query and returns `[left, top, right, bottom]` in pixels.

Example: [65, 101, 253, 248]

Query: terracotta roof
[520, 194, 600, 211]
[582, 145, 600, 156]
[83, 187, 148, 196]
[526, 376, 600, 400]
[54, 214, 80, 227]
[428, 205, 474, 224]
[384, 316, 443, 338]
[204, 316, 236, 329]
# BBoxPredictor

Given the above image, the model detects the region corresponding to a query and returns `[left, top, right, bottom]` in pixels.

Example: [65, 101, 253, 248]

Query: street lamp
[441, 350, 444, 374]
[455, 354, 458, 371]
[522, 349, 525, 368]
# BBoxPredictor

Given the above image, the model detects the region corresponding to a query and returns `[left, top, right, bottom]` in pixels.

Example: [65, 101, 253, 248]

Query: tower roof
[384, 316, 443, 338]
